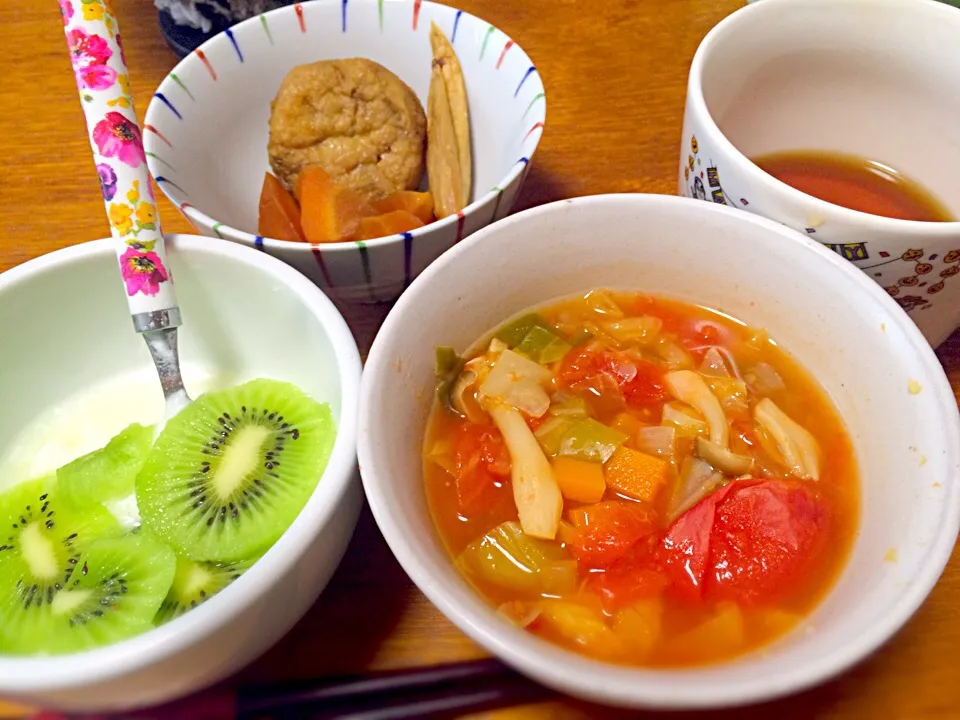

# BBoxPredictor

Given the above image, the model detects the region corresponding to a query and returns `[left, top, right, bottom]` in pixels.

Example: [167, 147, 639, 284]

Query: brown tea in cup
[753, 150, 953, 223]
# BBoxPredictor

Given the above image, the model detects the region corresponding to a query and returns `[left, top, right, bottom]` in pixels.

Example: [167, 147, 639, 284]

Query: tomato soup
[423, 290, 859, 668]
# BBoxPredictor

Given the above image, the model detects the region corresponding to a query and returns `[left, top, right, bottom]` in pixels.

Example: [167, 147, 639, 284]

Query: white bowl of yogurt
[0, 234, 362, 712]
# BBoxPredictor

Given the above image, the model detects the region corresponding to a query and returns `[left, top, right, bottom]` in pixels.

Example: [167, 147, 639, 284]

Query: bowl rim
[357, 192, 960, 709]
[144, 0, 547, 253]
[0, 234, 362, 690]
[689, 0, 960, 233]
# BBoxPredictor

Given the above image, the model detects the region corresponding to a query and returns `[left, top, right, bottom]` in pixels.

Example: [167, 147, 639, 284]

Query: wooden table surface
[2, 0, 960, 717]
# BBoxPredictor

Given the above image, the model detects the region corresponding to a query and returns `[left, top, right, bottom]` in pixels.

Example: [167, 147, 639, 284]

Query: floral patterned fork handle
[60, 0, 191, 416]
[60, 0, 179, 333]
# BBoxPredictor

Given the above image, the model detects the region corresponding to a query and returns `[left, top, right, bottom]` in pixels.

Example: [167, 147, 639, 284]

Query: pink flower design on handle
[120, 246, 169, 296]
[93, 111, 146, 167]
[77, 63, 117, 91]
[67, 27, 112, 66]
[67, 27, 117, 91]
[59, 0, 73, 26]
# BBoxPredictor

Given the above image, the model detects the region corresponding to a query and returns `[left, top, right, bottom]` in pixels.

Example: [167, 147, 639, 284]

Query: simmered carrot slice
[258, 172, 305, 242]
[356, 210, 425, 241]
[374, 191, 436, 224]
[295, 165, 375, 243]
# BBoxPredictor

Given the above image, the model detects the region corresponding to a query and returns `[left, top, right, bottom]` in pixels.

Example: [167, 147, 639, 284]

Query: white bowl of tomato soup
[357, 193, 960, 709]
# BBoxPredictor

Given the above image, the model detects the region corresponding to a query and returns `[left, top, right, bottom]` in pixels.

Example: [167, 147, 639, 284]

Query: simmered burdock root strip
[427, 22, 472, 218]
[423, 289, 858, 667]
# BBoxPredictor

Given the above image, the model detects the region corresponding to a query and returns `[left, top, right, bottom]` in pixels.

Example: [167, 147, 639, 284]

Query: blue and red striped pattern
[144, 0, 546, 303]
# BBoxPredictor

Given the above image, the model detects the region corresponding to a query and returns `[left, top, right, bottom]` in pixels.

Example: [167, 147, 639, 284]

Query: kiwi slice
[0, 477, 123, 653]
[155, 555, 251, 625]
[136, 379, 336, 562]
[39, 533, 175, 654]
[57, 423, 155, 509]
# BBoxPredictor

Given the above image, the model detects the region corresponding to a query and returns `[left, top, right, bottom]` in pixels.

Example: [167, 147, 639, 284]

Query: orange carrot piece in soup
[604, 447, 669, 503]
[551, 456, 606, 504]
[374, 191, 436, 224]
[356, 210, 425, 240]
[258, 172, 305, 242]
[295, 165, 375, 243]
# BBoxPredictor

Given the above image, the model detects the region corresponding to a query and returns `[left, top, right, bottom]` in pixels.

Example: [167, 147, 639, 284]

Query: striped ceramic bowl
[144, 0, 546, 304]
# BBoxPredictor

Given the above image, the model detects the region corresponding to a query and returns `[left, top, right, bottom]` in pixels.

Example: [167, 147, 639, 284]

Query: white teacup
[680, 0, 960, 348]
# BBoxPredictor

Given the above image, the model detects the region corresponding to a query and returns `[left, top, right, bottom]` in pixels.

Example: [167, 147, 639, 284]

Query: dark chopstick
[122, 658, 554, 720]
[247, 672, 554, 720]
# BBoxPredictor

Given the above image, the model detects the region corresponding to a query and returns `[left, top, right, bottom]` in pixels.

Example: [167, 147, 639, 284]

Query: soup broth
[423, 290, 859, 668]
[753, 150, 953, 222]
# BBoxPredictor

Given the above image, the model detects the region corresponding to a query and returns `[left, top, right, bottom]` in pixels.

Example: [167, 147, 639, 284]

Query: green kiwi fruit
[0, 477, 123, 653]
[38, 533, 175, 654]
[136, 379, 336, 562]
[155, 555, 251, 624]
[56, 423, 155, 509]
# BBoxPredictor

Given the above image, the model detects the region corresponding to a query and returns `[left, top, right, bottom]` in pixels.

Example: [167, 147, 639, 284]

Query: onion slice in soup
[654, 339, 694, 370]
[665, 370, 729, 447]
[479, 348, 553, 418]
[699, 347, 730, 377]
[602, 316, 663, 343]
[488, 404, 563, 539]
[668, 456, 725, 522]
[695, 437, 753, 476]
[745, 362, 786, 396]
[661, 402, 708, 438]
[754, 398, 821, 480]
[636, 425, 676, 457]
[450, 368, 486, 424]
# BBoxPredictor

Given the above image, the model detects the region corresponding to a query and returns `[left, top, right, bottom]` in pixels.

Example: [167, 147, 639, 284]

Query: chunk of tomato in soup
[557, 347, 667, 408]
[568, 501, 657, 569]
[622, 360, 669, 407]
[707, 480, 828, 604]
[591, 539, 670, 613]
[659, 482, 739, 603]
[452, 420, 511, 513]
[658, 479, 828, 605]
[631, 296, 737, 354]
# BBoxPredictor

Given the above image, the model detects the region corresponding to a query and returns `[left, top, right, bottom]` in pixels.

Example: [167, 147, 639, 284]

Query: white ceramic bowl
[358, 194, 960, 709]
[144, 0, 546, 304]
[0, 235, 363, 712]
